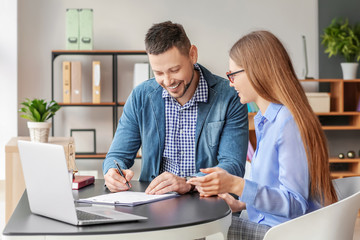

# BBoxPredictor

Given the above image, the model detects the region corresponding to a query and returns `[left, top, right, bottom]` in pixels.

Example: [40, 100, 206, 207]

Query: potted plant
[321, 18, 360, 79]
[19, 98, 61, 143]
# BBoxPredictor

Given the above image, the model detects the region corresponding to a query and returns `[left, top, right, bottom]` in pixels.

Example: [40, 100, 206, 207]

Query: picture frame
[70, 129, 96, 155]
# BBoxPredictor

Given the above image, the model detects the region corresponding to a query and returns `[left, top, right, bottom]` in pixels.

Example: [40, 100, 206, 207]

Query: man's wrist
[185, 176, 196, 192]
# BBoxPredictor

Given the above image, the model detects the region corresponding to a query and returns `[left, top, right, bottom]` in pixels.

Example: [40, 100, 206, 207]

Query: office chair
[333, 176, 360, 200]
[263, 176, 360, 240]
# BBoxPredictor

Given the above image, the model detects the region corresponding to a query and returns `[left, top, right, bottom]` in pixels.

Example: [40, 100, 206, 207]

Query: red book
[72, 175, 95, 190]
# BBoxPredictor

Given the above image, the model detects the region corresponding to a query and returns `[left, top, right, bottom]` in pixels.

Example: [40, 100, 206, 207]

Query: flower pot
[27, 122, 52, 143]
[341, 63, 359, 80]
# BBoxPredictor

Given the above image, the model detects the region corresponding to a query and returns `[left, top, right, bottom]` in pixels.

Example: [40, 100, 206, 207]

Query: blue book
[247, 103, 251, 113]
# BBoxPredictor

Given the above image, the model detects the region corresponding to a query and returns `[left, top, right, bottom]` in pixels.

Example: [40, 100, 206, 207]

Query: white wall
[16, 0, 319, 176]
[0, 0, 18, 180]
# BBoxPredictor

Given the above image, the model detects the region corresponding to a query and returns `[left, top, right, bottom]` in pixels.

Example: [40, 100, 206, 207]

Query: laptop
[17, 140, 147, 226]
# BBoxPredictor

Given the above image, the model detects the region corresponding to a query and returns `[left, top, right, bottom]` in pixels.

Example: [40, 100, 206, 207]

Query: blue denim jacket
[103, 64, 248, 181]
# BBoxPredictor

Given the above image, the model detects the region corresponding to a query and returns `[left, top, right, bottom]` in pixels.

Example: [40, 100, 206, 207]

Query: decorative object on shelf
[347, 150, 356, 159]
[321, 18, 360, 79]
[133, 63, 150, 88]
[301, 35, 313, 79]
[338, 153, 345, 159]
[66, 8, 93, 50]
[70, 129, 96, 154]
[19, 98, 61, 143]
[305, 92, 330, 112]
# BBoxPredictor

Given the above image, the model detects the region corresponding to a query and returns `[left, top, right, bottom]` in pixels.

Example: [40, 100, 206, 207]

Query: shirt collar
[162, 63, 208, 103]
[254, 102, 283, 123]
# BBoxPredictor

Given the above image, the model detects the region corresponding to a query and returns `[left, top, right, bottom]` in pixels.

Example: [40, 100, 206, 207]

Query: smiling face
[149, 46, 199, 105]
[228, 58, 258, 105]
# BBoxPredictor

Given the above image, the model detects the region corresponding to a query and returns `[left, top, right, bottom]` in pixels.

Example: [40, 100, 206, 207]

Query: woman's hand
[218, 193, 246, 212]
[187, 167, 245, 197]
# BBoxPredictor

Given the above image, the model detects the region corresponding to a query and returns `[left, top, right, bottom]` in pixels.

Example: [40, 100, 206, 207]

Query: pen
[113, 160, 131, 189]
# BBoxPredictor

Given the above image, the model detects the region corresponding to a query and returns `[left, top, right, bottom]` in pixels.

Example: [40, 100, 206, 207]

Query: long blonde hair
[230, 30, 337, 205]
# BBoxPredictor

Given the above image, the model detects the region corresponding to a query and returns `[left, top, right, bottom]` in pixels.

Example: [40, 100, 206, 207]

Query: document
[77, 191, 178, 207]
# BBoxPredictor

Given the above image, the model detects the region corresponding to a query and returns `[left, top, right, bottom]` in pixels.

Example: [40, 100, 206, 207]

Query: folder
[66, 9, 79, 50]
[92, 61, 101, 103]
[133, 63, 150, 88]
[79, 9, 93, 50]
[71, 61, 82, 103]
[62, 61, 71, 103]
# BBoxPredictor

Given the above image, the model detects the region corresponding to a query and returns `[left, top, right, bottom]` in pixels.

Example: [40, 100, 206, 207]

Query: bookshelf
[248, 79, 360, 178]
[51, 50, 148, 159]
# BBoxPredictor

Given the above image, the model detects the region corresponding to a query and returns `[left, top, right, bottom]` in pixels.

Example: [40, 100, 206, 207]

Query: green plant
[19, 98, 61, 122]
[321, 18, 360, 62]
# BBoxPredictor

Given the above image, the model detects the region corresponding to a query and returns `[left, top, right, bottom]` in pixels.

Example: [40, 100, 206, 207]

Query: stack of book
[72, 175, 95, 190]
[247, 140, 255, 161]
[247, 102, 259, 113]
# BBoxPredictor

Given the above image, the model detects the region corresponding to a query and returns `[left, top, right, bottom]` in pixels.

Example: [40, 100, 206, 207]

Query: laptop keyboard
[76, 210, 111, 221]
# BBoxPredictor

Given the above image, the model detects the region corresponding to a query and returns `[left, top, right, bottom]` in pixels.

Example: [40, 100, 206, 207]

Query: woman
[187, 31, 337, 240]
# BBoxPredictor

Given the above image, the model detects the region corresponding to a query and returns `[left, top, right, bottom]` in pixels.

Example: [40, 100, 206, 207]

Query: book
[72, 175, 94, 190]
[247, 140, 255, 161]
[62, 61, 71, 103]
[77, 191, 178, 206]
[70, 61, 82, 103]
[92, 61, 101, 103]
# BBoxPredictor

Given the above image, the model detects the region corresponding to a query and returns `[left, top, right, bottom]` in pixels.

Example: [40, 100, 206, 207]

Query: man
[103, 21, 248, 195]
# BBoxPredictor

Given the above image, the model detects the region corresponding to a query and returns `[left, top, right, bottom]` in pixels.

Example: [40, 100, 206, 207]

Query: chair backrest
[263, 191, 360, 240]
[333, 176, 360, 200]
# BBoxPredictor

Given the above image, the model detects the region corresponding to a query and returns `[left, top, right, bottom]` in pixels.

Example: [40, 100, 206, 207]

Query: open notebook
[77, 191, 178, 207]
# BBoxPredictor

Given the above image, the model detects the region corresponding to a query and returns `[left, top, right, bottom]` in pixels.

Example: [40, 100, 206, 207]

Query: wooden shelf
[331, 171, 360, 178]
[75, 153, 142, 159]
[316, 112, 360, 116]
[76, 153, 107, 159]
[300, 79, 360, 83]
[248, 79, 360, 178]
[52, 50, 147, 54]
[329, 158, 360, 163]
[59, 102, 116, 106]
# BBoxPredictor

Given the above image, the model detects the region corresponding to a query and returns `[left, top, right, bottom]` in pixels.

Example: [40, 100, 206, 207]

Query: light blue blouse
[240, 103, 319, 227]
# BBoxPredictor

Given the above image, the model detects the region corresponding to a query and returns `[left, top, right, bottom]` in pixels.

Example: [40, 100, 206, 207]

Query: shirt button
[151, 175, 156, 179]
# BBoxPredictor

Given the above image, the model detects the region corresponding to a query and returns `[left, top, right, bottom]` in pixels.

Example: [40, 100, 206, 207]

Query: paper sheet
[77, 191, 178, 206]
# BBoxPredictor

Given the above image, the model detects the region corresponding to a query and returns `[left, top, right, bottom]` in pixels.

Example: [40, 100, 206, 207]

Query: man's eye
[170, 69, 179, 73]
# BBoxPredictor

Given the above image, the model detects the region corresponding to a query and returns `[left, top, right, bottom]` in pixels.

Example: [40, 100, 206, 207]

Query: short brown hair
[145, 21, 191, 56]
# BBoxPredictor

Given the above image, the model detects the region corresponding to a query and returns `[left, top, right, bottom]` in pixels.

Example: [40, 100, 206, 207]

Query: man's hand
[145, 172, 193, 195]
[104, 168, 134, 192]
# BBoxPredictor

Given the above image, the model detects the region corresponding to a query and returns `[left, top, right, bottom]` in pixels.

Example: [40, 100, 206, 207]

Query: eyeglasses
[226, 69, 245, 83]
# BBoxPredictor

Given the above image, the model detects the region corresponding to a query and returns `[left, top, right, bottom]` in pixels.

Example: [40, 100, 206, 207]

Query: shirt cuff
[239, 179, 258, 204]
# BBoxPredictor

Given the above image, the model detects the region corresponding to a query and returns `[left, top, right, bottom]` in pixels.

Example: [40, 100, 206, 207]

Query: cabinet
[51, 50, 148, 160]
[5, 137, 74, 223]
[248, 79, 360, 179]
